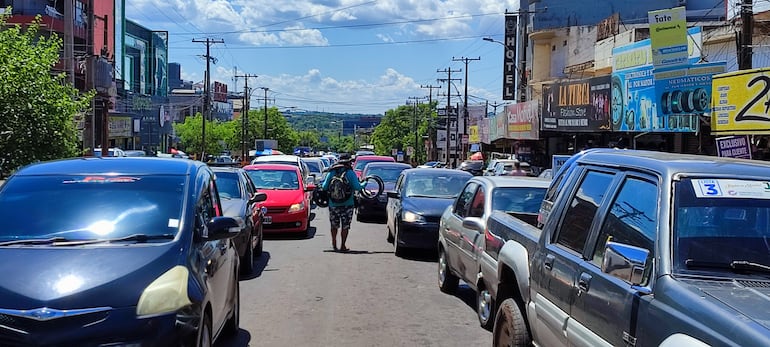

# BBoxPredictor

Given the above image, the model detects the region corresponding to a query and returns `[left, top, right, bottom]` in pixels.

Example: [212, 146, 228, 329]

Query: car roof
[255, 155, 301, 162]
[243, 163, 300, 171]
[469, 175, 551, 189]
[576, 148, 770, 178]
[209, 166, 243, 173]
[364, 162, 412, 169]
[14, 157, 199, 176]
[403, 168, 473, 176]
[354, 155, 394, 161]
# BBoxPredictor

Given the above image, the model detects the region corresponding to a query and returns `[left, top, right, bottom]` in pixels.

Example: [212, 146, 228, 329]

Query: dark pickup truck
[469, 149, 770, 347]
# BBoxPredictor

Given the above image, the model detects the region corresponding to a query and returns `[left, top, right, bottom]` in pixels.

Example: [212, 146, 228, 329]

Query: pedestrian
[510, 161, 527, 176]
[321, 152, 363, 252]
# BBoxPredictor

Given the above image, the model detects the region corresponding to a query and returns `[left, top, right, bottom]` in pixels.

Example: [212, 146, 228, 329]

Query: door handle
[578, 272, 592, 292]
[544, 254, 555, 271]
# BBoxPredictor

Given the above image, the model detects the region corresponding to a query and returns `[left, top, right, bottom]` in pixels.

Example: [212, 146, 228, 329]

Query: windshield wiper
[0, 237, 73, 246]
[730, 261, 770, 274]
[104, 233, 175, 244]
[685, 259, 770, 274]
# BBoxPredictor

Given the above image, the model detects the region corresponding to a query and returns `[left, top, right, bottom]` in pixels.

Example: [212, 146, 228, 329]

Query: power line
[453, 56, 481, 161]
[192, 37, 224, 159]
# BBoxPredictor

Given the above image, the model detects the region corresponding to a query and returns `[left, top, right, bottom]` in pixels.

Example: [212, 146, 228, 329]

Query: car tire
[224, 281, 240, 336]
[197, 314, 212, 347]
[240, 231, 254, 276]
[255, 225, 263, 257]
[493, 298, 531, 347]
[477, 283, 494, 331]
[438, 248, 459, 293]
[393, 222, 405, 257]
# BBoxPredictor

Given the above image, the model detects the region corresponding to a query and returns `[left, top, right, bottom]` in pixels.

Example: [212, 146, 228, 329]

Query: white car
[93, 148, 126, 157]
[252, 154, 310, 182]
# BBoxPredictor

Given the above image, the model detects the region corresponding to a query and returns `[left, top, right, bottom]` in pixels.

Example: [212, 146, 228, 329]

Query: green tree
[371, 103, 434, 162]
[246, 107, 299, 154]
[172, 113, 224, 157]
[0, 12, 94, 177]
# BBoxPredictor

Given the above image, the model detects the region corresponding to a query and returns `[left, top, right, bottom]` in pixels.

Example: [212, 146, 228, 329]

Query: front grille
[266, 207, 287, 214]
[424, 216, 441, 223]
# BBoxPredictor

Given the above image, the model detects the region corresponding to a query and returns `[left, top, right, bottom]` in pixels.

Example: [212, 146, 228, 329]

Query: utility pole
[453, 56, 480, 161]
[420, 84, 440, 105]
[260, 87, 270, 139]
[192, 37, 224, 160]
[408, 96, 423, 162]
[236, 73, 258, 163]
[739, 0, 754, 70]
[421, 85, 440, 161]
[489, 101, 508, 115]
[437, 68, 462, 167]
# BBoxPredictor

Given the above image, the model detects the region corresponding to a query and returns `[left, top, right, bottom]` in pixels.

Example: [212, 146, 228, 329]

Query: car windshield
[405, 174, 467, 198]
[365, 166, 407, 182]
[0, 175, 184, 242]
[245, 170, 299, 190]
[674, 178, 770, 274]
[304, 160, 322, 173]
[492, 187, 547, 213]
[214, 172, 242, 199]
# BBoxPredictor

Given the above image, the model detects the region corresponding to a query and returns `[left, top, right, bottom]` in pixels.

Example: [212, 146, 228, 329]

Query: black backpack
[327, 168, 353, 203]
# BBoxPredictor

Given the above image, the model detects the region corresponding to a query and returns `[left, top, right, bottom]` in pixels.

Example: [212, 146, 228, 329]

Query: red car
[243, 164, 315, 235]
[352, 155, 396, 178]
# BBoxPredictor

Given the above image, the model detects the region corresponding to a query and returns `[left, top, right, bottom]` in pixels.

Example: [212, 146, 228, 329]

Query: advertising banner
[109, 116, 133, 138]
[503, 14, 518, 100]
[712, 67, 770, 135]
[506, 100, 540, 140]
[542, 76, 612, 132]
[469, 126, 479, 143]
[612, 27, 701, 72]
[715, 135, 752, 159]
[648, 6, 688, 68]
[653, 62, 725, 131]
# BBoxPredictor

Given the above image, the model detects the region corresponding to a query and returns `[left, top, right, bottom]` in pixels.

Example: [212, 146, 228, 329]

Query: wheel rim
[478, 288, 492, 323]
[438, 251, 448, 285]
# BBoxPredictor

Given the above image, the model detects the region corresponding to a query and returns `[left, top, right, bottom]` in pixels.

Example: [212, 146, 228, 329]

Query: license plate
[263, 216, 272, 224]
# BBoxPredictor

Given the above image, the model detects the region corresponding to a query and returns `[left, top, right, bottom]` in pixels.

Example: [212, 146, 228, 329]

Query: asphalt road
[215, 206, 492, 347]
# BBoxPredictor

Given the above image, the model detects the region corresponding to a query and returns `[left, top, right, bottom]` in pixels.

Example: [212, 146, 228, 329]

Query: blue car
[386, 168, 473, 256]
[0, 157, 242, 346]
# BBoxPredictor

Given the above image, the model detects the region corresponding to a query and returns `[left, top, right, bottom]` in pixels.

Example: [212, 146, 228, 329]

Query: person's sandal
[339, 246, 349, 252]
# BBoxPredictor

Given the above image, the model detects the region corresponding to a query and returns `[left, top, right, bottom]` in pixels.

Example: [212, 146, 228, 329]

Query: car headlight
[402, 211, 426, 223]
[288, 202, 305, 212]
[136, 266, 192, 317]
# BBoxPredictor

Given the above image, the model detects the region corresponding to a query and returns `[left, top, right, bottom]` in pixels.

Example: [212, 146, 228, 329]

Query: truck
[463, 148, 770, 347]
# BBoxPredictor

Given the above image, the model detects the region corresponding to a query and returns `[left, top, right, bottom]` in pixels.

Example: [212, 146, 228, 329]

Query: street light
[482, 37, 526, 102]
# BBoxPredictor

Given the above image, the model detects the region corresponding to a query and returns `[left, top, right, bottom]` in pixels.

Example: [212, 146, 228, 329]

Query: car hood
[0, 243, 182, 309]
[402, 196, 455, 218]
[695, 279, 770, 330]
[258, 188, 305, 206]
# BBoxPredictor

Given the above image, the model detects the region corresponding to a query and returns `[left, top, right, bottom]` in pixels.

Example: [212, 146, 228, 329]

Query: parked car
[437, 176, 549, 329]
[210, 166, 268, 275]
[0, 157, 241, 345]
[302, 157, 327, 184]
[93, 147, 126, 157]
[251, 154, 310, 181]
[386, 168, 473, 256]
[477, 148, 770, 346]
[356, 162, 412, 222]
[538, 168, 553, 179]
[243, 163, 315, 236]
[483, 158, 515, 175]
[458, 160, 484, 176]
[123, 150, 147, 157]
[417, 161, 444, 168]
[492, 160, 532, 176]
[352, 155, 396, 178]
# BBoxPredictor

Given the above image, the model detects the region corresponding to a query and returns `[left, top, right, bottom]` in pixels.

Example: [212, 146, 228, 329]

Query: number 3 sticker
[698, 180, 722, 196]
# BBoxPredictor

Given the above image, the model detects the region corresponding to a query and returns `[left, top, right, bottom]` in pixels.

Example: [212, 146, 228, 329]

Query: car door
[198, 175, 232, 328]
[529, 169, 617, 347]
[460, 184, 486, 281]
[443, 181, 478, 281]
[569, 173, 657, 347]
[387, 173, 405, 233]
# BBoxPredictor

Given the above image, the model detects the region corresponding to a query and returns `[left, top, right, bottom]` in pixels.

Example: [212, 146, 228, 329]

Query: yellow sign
[469, 125, 479, 143]
[712, 67, 770, 134]
[648, 6, 688, 68]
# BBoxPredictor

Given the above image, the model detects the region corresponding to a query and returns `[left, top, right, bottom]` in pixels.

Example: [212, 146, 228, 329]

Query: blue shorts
[329, 205, 355, 230]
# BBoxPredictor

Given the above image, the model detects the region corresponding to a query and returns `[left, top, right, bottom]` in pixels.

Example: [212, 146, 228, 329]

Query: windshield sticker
[63, 176, 141, 184]
[168, 219, 180, 228]
[691, 179, 770, 199]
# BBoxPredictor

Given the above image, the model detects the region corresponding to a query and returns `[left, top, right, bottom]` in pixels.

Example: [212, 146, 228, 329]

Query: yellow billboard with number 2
[712, 67, 770, 135]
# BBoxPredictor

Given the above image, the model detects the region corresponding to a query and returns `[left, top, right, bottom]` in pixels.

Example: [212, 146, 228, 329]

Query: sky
[124, 0, 521, 115]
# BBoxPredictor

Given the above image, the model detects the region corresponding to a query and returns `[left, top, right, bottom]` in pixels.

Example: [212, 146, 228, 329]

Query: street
[216, 207, 492, 347]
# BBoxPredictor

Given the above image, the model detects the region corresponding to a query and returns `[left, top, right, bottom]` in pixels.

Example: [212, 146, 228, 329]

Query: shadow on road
[263, 226, 317, 241]
[454, 283, 478, 311]
[240, 252, 271, 280]
[214, 328, 251, 347]
[321, 249, 395, 255]
[396, 249, 438, 262]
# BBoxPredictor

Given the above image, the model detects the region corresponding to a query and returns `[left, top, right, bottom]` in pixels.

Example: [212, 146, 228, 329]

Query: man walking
[321, 153, 363, 252]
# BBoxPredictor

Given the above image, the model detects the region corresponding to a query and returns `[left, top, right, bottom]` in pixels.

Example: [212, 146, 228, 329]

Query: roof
[14, 157, 199, 176]
[242, 163, 300, 171]
[469, 175, 551, 189]
[354, 155, 395, 161]
[364, 162, 412, 169]
[255, 155, 300, 162]
[209, 166, 244, 173]
[403, 168, 473, 176]
[577, 148, 770, 178]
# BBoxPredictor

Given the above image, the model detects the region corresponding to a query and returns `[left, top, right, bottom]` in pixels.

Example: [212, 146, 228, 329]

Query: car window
[492, 187, 547, 213]
[468, 186, 485, 218]
[0, 175, 185, 240]
[555, 170, 615, 253]
[245, 170, 299, 190]
[241, 172, 256, 196]
[215, 172, 243, 199]
[304, 160, 322, 173]
[591, 177, 657, 278]
[453, 182, 479, 217]
[366, 166, 408, 182]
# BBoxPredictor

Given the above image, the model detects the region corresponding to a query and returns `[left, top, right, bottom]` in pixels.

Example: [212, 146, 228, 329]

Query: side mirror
[205, 216, 240, 241]
[386, 191, 400, 199]
[461, 217, 485, 233]
[249, 192, 267, 204]
[602, 241, 649, 286]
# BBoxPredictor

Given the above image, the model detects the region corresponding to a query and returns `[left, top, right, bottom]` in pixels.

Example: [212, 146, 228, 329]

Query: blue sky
[125, 0, 521, 115]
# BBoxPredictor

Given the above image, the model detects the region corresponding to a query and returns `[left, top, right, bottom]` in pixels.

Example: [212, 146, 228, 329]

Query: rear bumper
[357, 198, 387, 219]
[396, 222, 439, 250]
[263, 211, 308, 232]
